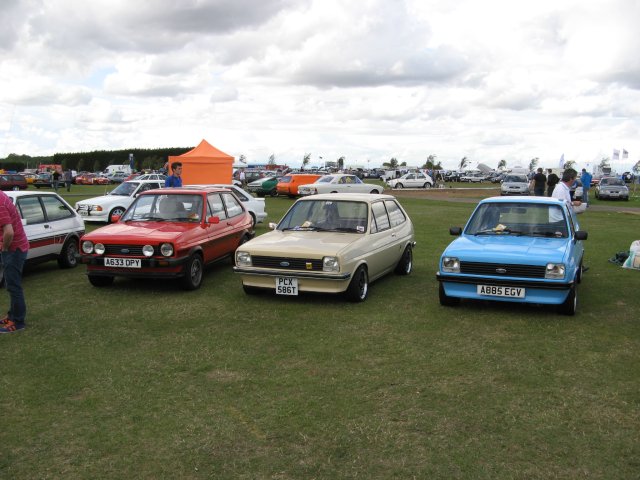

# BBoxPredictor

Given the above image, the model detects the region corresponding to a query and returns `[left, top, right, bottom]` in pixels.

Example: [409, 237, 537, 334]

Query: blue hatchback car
[436, 196, 588, 315]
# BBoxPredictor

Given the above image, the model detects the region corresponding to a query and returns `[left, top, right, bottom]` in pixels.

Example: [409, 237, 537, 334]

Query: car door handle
[44, 224, 51, 229]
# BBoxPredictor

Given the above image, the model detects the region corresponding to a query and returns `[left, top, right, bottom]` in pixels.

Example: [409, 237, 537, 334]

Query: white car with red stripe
[4, 191, 85, 274]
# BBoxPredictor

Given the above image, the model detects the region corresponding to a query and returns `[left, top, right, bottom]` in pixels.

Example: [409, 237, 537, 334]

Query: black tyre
[345, 265, 368, 302]
[394, 245, 413, 275]
[424, 182, 432, 189]
[249, 212, 257, 228]
[181, 254, 204, 290]
[370, 189, 380, 194]
[439, 283, 460, 306]
[395, 183, 404, 189]
[109, 207, 126, 223]
[558, 284, 577, 316]
[89, 275, 114, 287]
[269, 189, 278, 197]
[57, 237, 79, 269]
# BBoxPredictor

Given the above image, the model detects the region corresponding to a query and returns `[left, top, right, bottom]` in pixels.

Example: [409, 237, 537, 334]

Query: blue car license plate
[477, 285, 525, 298]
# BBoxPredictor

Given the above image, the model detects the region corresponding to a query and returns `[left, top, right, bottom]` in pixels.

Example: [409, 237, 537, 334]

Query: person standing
[532, 168, 547, 196]
[0, 190, 29, 333]
[165, 162, 183, 187]
[547, 169, 559, 196]
[239, 169, 246, 186]
[580, 168, 592, 204]
[51, 169, 61, 191]
[63, 169, 72, 192]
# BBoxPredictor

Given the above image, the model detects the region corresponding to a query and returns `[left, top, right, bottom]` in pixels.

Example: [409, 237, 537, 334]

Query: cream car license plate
[104, 257, 141, 268]
[276, 277, 298, 295]
[78, 210, 88, 216]
[477, 285, 525, 298]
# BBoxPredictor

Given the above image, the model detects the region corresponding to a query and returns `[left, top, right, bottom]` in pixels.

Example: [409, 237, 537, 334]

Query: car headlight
[92, 205, 103, 212]
[323, 256, 339, 272]
[160, 243, 174, 257]
[82, 241, 94, 254]
[545, 263, 566, 279]
[94, 243, 105, 255]
[142, 245, 155, 257]
[441, 256, 460, 273]
[236, 251, 252, 266]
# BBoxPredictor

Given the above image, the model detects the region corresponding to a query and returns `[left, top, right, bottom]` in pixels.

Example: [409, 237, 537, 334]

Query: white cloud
[1, 0, 640, 170]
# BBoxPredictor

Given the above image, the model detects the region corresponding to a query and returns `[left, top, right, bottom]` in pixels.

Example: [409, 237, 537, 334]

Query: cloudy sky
[1, 0, 640, 171]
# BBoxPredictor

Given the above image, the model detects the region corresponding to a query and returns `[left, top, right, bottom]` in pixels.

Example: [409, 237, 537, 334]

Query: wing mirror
[449, 227, 462, 236]
[575, 230, 588, 241]
[269, 222, 278, 230]
[207, 216, 220, 224]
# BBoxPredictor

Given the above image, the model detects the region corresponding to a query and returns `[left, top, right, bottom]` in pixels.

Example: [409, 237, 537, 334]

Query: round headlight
[94, 243, 105, 255]
[142, 245, 154, 257]
[160, 243, 174, 257]
[82, 241, 94, 254]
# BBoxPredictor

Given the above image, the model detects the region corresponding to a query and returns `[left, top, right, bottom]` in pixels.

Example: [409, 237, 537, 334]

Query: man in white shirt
[550, 168, 587, 222]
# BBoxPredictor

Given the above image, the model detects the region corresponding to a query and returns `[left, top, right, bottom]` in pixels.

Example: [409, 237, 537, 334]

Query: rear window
[279, 176, 291, 183]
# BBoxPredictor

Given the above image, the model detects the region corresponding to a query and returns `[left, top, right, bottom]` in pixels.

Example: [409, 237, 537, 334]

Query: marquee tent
[168, 139, 234, 185]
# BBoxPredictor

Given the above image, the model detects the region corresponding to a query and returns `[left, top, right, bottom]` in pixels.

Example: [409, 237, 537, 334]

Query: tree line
[0, 147, 192, 172]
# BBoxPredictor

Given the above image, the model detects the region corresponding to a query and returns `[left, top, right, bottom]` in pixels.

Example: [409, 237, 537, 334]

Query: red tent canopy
[168, 139, 234, 185]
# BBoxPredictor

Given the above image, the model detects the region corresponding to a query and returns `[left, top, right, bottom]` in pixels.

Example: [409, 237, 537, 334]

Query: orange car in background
[276, 173, 322, 197]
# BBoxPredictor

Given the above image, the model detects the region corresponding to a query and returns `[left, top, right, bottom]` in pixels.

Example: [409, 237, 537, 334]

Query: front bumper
[78, 254, 190, 278]
[234, 267, 352, 294]
[436, 272, 574, 305]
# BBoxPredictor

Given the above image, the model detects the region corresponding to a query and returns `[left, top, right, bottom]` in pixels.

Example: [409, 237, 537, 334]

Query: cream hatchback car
[234, 193, 415, 301]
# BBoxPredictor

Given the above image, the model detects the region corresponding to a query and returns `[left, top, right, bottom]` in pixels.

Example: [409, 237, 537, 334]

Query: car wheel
[558, 284, 577, 316]
[249, 212, 257, 228]
[181, 253, 204, 290]
[395, 183, 404, 189]
[109, 207, 126, 223]
[576, 260, 584, 284]
[370, 189, 380, 194]
[269, 189, 278, 197]
[345, 265, 368, 302]
[439, 283, 460, 306]
[57, 237, 79, 269]
[88, 275, 114, 287]
[394, 244, 413, 275]
[423, 182, 432, 189]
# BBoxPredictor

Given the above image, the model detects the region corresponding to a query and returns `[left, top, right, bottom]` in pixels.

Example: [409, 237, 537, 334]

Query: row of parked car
[6, 180, 590, 315]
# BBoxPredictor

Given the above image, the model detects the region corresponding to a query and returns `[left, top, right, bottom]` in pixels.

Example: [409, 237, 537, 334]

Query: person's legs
[2, 249, 27, 324]
[583, 187, 589, 204]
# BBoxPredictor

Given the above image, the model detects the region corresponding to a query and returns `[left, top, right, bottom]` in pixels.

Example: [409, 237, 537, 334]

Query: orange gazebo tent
[168, 139, 234, 185]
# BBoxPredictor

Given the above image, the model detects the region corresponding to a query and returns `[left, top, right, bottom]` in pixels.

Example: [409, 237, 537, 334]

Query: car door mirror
[207, 216, 220, 224]
[269, 222, 278, 230]
[449, 227, 462, 236]
[575, 230, 588, 241]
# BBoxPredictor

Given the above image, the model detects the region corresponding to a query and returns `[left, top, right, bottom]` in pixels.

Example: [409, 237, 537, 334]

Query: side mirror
[449, 227, 462, 236]
[575, 230, 588, 241]
[268, 222, 278, 230]
[207, 216, 220, 224]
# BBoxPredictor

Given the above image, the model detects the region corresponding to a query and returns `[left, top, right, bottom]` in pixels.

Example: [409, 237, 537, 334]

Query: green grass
[1, 190, 640, 479]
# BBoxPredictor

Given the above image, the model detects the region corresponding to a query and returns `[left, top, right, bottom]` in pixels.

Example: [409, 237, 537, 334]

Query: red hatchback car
[78, 186, 254, 290]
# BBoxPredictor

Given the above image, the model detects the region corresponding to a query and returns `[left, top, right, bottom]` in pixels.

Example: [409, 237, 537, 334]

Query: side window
[222, 193, 243, 218]
[370, 201, 390, 233]
[16, 196, 46, 225]
[385, 200, 406, 227]
[41, 195, 74, 221]
[207, 193, 227, 220]
[232, 188, 248, 201]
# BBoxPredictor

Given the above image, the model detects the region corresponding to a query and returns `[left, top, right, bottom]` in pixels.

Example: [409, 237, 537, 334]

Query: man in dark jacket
[547, 169, 559, 196]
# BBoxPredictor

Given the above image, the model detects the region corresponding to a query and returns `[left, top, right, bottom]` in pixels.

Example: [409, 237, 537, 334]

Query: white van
[104, 164, 132, 175]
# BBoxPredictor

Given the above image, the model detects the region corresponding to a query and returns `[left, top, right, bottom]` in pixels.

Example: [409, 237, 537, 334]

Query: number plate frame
[104, 257, 142, 268]
[276, 277, 298, 295]
[477, 284, 525, 298]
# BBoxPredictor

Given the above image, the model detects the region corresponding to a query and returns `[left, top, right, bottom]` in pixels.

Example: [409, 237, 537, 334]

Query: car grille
[252, 256, 323, 271]
[460, 261, 546, 278]
[103, 244, 152, 256]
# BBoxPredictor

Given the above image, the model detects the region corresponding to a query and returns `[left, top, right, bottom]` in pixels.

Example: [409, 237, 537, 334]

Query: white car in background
[75, 179, 165, 223]
[3, 191, 85, 280]
[297, 174, 383, 196]
[386, 172, 434, 189]
[189, 184, 267, 227]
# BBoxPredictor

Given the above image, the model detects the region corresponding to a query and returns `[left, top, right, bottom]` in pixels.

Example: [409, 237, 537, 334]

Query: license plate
[477, 285, 525, 298]
[276, 277, 298, 295]
[104, 257, 141, 268]
[78, 210, 88, 216]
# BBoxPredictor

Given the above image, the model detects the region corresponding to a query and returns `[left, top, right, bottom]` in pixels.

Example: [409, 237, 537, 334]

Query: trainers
[0, 315, 9, 325]
[0, 320, 25, 333]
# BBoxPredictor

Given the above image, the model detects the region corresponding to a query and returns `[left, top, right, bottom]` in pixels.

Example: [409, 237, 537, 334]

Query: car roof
[5, 190, 62, 198]
[142, 186, 232, 195]
[480, 195, 565, 206]
[298, 193, 397, 202]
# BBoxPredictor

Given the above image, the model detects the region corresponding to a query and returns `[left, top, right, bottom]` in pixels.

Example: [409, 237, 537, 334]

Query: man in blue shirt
[580, 168, 592, 204]
[165, 162, 183, 187]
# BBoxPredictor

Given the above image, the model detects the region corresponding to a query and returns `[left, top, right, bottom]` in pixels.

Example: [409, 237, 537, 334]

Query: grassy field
[1, 185, 639, 479]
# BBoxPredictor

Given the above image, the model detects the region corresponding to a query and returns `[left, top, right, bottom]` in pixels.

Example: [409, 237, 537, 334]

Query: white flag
[623, 149, 629, 159]
[613, 149, 620, 160]
[559, 153, 565, 168]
